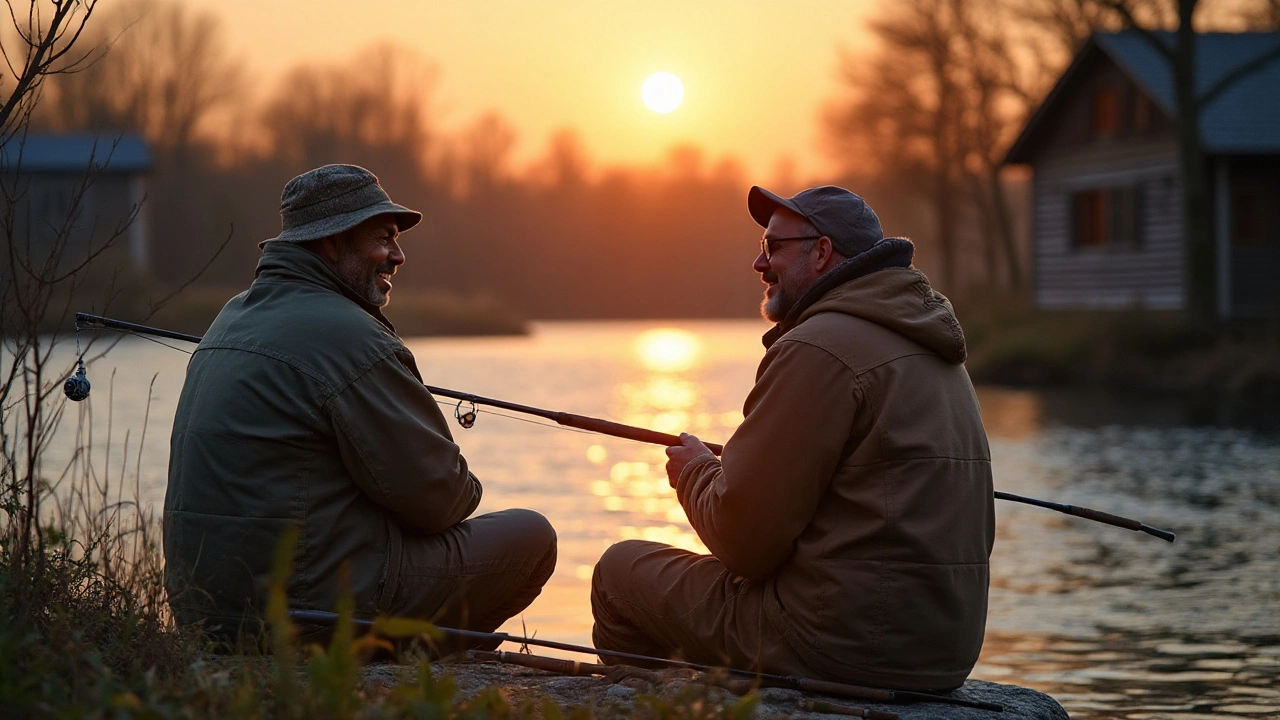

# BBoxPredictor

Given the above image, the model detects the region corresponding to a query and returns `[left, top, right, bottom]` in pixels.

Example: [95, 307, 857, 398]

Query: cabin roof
[1006, 31, 1280, 164]
[1, 133, 152, 173]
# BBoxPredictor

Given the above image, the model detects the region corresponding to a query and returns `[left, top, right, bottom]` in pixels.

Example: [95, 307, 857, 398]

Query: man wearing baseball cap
[591, 185, 993, 691]
[165, 165, 556, 647]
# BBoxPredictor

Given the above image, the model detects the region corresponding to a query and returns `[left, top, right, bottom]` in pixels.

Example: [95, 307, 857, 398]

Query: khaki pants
[590, 539, 809, 675]
[385, 508, 557, 649]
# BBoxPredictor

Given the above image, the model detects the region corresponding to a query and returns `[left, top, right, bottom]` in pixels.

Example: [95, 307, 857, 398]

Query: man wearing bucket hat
[591, 185, 993, 691]
[165, 165, 556, 647]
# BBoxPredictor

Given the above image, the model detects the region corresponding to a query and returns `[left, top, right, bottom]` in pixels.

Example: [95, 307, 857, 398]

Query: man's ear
[813, 236, 842, 273]
[312, 234, 344, 264]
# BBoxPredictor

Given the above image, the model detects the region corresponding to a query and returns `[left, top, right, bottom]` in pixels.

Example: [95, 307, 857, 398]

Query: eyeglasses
[760, 235, 821, 261]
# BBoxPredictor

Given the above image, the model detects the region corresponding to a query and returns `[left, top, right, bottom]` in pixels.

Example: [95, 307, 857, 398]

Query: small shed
[1004, 32, 1280, 318]
[1, 133, 152, 276]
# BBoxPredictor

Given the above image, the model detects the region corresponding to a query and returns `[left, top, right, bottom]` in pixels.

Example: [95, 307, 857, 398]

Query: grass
[0, 512, 764, 719]
[0, 413, 757, 719]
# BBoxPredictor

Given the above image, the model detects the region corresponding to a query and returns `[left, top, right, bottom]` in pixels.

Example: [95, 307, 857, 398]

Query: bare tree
[261, 42, 437, 175]
[1, 0, 134, 590]
[0, 0, 100, 140]
[460, 111, 518, 196]
[825, 0, 1037, 294]
[34, 0, 244, 166]
[529, 128, 591, 191]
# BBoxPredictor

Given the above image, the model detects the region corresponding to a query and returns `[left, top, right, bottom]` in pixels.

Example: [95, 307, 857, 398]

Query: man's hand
[665, 433, 713, 489]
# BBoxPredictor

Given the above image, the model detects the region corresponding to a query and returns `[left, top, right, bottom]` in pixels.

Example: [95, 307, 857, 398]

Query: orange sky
[182, 0, 875, 182]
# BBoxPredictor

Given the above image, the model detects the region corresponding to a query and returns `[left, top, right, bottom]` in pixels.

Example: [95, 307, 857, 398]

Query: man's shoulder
[205, 283, 403, 362]
[778, 311, 928, 373]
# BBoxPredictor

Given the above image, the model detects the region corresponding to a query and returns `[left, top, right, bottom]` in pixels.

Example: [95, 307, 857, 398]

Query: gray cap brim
[260, 202, 422, 249]
[748, 185, 801, 228]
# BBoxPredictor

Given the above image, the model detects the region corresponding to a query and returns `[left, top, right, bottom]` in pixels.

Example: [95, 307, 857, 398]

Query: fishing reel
[455, 400, 478, 429]
[64, 358, 91, 402]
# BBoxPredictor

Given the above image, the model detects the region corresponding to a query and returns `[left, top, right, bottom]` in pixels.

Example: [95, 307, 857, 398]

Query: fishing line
[125, 332, 194, 355]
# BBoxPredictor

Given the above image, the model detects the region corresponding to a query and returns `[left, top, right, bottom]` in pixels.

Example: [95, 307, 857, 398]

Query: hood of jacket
[762, 237, 967, 363]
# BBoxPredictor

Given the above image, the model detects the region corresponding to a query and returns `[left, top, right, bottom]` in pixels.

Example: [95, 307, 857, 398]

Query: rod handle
[1062, 504, 1176, 543]
[556, 413, 724, 454]
[471, 649, 607, 677]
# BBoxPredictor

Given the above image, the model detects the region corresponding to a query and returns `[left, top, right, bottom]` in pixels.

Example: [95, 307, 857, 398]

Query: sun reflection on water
[634, 328, 702, 372]
[580, 326, 725, 556]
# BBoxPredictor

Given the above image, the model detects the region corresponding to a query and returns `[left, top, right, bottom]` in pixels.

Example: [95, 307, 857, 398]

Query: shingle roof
[0, 133, 151, 173]
[1005, 31, 1280, 163]
[1097, 31, 1280, 153]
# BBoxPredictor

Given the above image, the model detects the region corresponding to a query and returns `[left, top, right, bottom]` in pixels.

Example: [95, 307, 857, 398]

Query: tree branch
[1199, 33, 1280, 108]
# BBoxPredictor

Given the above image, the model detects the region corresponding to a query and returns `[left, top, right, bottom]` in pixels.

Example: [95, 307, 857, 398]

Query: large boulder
[362, 656, 1068, 719]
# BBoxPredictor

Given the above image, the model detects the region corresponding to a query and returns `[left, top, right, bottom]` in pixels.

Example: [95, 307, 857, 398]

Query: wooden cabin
[1, 133, 152, 276]
[1004, 32, 1280, 319]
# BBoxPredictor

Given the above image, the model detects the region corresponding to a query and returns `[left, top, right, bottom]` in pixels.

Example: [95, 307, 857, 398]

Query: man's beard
[336, 255, 395, 307]
[760, 269, 799, 322]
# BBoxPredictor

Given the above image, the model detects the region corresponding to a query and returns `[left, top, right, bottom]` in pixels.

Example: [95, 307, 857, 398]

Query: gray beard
[761, 284, 796, 323]
[336, 261, 390, 308]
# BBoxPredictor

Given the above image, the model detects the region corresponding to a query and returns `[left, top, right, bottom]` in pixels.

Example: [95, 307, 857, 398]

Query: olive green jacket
[676, 241, 994, 690]
[163, 242, 481, 635]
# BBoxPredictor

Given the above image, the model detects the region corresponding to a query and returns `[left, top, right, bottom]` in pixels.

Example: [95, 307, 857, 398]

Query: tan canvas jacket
[164, 241, 481, 636]
[676, 255, 994, 690]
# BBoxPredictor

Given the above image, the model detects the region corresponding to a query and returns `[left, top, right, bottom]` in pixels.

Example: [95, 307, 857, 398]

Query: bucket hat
[261, 164, 422, 247]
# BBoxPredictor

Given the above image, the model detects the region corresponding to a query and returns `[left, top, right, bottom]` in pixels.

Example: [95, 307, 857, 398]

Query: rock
[372, 656, 1069, 719]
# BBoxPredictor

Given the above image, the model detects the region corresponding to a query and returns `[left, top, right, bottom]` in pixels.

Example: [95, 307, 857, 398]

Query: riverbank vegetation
[962, 297, 1280, 406]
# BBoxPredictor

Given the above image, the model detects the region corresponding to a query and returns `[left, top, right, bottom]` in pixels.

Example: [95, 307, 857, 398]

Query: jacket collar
[254, 241, 398, 335]
[762, 237, 915, 349]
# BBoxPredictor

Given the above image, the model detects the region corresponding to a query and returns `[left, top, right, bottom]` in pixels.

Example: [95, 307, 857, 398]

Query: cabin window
[1092, 87, 1119, 137]
[1232, 177, 1279, 247]
[1071, 185, 1143, 250]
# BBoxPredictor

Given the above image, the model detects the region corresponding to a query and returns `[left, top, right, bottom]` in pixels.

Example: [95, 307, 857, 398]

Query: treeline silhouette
[31, 3, 774, 321]
[29, 0, 1277, 324]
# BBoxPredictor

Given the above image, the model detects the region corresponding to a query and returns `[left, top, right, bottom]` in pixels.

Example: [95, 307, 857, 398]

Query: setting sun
[641, 72, 684, 113]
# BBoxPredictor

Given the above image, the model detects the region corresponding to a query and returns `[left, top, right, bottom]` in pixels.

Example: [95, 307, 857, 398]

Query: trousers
[384, 508, 557, 647]
[590, 539, 809, 674]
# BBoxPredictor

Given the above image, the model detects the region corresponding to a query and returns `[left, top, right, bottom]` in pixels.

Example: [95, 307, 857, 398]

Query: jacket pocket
[376, 518, 403, 614]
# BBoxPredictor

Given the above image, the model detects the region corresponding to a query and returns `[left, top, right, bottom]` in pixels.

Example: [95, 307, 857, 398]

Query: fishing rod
[71, 313, 721, 454]
[70, 312, 1176, 542]
[287, 609, 1001, 713]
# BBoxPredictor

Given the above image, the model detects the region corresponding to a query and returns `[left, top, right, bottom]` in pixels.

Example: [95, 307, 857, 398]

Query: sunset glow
[641, 72, 684, 113]
[180, 0, 875, 178]
[634, 328, 702, 373]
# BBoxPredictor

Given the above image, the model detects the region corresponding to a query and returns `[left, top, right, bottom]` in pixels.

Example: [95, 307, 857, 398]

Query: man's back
[758, 267, 994, 689]
[164, 242, 480, 635]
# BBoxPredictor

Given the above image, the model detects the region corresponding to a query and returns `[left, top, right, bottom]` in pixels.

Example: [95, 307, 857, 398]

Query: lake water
[45, 319, 1280, 719]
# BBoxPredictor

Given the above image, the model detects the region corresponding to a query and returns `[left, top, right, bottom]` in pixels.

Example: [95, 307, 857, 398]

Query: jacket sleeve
[676, 338, 857, 581]
[327, 350, 482, 536]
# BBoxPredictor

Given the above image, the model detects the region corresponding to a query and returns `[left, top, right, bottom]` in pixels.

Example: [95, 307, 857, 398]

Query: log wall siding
[1031, 148, 1184, 310]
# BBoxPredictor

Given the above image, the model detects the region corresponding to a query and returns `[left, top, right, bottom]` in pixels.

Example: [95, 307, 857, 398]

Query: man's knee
[591, 539, 661, 605]
[502, 508, 557, 560]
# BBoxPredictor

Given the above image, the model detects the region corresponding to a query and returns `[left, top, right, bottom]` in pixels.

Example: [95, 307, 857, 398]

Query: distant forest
[26, 0, 1280, 321]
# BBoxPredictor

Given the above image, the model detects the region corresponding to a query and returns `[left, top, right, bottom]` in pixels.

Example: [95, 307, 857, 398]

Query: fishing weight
[64, 359, 90, 402]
